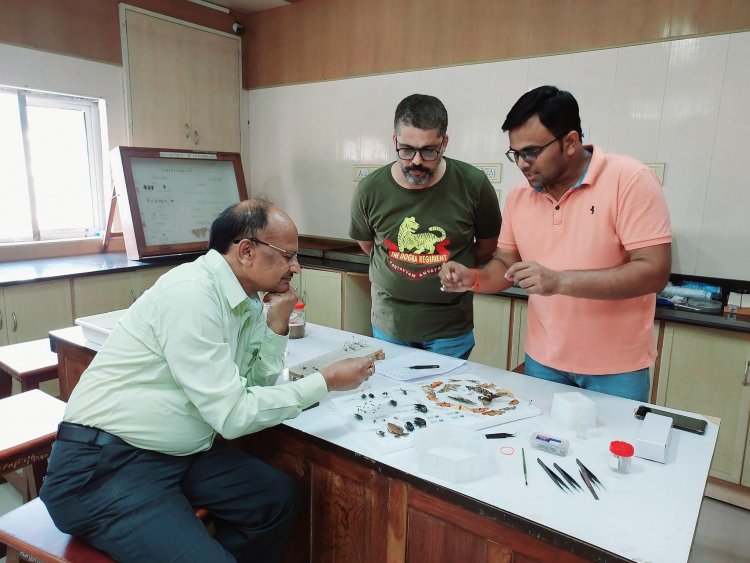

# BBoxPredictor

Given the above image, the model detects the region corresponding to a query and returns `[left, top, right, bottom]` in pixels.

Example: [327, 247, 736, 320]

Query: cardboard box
[634, 412, 673, 463]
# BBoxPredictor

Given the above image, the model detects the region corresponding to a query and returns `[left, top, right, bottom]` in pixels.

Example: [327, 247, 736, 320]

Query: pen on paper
[522, 447, 528, 486]
[408, 365, 440, 369]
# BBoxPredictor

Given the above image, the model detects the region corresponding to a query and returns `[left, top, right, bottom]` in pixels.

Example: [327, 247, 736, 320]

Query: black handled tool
[576, 458, 605, 489]
[484, 432, 516, 439]
[579, 468, 599, 500]
[553, 463, 583, 492]
[537, 458, 570, 493]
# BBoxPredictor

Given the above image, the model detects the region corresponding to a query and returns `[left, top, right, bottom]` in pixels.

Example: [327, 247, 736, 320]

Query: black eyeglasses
[395, 139, 445, 161]
[505, 136, 562, 164]
[233, 237, 298, 264]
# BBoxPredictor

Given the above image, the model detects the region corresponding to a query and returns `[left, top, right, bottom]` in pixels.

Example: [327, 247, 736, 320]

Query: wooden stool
[0, 339, 59, 399]
[0, 499, 209, 563]
[0, 390, 65, 503]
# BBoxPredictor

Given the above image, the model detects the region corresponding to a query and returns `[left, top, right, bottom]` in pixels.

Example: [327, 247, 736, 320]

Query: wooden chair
[0, 498, 209, 563]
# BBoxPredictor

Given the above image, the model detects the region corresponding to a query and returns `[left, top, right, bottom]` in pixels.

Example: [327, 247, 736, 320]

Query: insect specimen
[389, 399, 397, 407]
[405, 421, 415, 432]
[448, 395, 477, 405]
[376, 430, 385, 437]
[413, 417, 427, 428]
[354, 413, 363, 421]
[368, 393, 375, 398]
[387, 422, 408, 437]
[414, 403, 428, 413]
[361, 393, 367, 399]
[400, 388, 408, 395]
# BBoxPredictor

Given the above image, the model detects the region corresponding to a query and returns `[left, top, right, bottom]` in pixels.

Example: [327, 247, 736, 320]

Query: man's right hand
[320, 357, 373, 391]
[438, 261, 473, 292]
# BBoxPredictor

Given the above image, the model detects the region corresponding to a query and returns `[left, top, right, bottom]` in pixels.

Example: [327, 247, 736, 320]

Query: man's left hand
[505, 261, 562, 296]
[264, 289, 300, 335]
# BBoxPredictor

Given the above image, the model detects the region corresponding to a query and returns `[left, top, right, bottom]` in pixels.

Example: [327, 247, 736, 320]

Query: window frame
[0, 85, 109, 243]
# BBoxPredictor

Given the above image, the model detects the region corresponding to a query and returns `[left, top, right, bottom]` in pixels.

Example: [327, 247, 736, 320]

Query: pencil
[522, 447, 528, 486]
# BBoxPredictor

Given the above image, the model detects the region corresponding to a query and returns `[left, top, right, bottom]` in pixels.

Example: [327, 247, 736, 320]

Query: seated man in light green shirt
[40, 199, 373, 563]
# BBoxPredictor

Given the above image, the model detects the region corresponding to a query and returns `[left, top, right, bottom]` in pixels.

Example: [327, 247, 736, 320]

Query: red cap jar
[609, 440, 634, 474]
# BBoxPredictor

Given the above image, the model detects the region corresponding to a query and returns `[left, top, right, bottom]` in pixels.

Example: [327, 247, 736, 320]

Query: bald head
[209, 198, 296, 254]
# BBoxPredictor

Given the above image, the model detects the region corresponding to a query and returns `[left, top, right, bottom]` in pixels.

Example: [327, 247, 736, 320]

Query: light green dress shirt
[64, 250, 327, 455]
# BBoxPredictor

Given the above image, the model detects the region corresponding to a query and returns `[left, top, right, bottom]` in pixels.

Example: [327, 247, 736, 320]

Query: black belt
[57, 422, 126, 447]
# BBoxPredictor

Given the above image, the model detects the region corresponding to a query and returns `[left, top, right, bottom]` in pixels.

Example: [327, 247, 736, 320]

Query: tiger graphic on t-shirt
[397, 216, 446, 254]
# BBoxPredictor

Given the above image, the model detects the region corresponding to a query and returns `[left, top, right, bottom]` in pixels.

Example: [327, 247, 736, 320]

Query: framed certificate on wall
[110, 146, 248, 260]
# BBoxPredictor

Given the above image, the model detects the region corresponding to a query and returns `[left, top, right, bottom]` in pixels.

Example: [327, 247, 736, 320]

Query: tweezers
[484, 432, 516, 439]
[579, 468, 599, 500]
[576, 458, 605, 489]
[537, 458, 570, 493]
[553, 463, 583, 492]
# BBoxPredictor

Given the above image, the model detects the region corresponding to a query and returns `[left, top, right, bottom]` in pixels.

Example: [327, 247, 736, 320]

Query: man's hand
[320, 357, 374, 391]
[264, 289, 300, 335]
[505, 261, 561, 295]
[438, 261, 473, 292]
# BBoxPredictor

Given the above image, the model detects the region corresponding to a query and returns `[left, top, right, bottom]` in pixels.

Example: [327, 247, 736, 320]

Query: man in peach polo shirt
[439, 85, 671, 401]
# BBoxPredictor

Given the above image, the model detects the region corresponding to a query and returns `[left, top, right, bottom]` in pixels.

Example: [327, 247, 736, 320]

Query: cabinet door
[187, 26, 240, 152]
[125, 10, 191, 149]
[342, 272, 372, 336]
[134, 266, 173, 298]
[4, 280, 73, 344]
[509, 299, 528, 371]
[301, 269, 342, 329]
[73, 273, 136, 318]
[658, 324, 750, 483]
[741, 349, 750, 488]
[0, 289, 8, 345]
[469, 294, 511, 369]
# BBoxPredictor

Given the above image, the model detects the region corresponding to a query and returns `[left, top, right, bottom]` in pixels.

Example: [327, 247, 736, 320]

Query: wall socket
[474, 163, 502, 183]
[353, 165, 381, 182]
[645, 163, 666, 185]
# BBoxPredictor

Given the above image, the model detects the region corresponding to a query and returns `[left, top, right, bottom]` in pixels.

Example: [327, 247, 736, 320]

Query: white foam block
[550, 391, 596, 430]
[635, 412, 673, 463]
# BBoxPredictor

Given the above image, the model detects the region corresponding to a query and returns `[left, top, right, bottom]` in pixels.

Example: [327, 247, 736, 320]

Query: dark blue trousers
[40, 433, 298, 562]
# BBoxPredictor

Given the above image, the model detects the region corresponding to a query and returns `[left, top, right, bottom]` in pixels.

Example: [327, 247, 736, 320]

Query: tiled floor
[1, 481, 748, 561]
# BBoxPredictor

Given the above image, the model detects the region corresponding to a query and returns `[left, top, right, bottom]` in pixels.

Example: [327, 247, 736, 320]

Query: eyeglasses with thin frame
[233, 237, 298, 264]
[505, 136, 562, 164]
[395, 138, 445, 161]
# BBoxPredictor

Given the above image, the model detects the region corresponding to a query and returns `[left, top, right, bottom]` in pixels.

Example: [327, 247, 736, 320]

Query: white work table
[49, 322, 718, 562]
[283, 324, 717, 563]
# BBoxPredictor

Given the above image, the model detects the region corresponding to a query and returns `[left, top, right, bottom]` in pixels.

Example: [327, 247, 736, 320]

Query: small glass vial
[609, 440, 634, 474]
[289, 301, 306, 339]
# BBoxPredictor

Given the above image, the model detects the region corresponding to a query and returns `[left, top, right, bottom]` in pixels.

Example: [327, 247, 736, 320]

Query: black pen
[408, 365, 440, 369]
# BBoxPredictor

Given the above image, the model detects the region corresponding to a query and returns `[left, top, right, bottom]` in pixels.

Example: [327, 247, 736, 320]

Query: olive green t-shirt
[349, 157, 501, 341]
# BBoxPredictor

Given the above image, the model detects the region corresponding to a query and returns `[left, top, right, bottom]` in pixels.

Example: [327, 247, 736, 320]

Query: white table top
[50, 323, 718, 562]
[0, 389, 66, 451]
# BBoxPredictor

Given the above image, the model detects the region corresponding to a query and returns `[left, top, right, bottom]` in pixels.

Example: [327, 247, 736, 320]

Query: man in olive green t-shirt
[350, 94, 501, 359]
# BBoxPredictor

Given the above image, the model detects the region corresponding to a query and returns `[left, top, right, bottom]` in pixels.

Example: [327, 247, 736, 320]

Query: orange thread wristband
[470, 268, 480, 292]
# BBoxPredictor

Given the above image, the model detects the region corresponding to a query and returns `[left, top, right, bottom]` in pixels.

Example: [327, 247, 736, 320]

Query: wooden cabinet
[469, 294, 511, 369]
[342, 272, 372, 336]
[300, 269, 343, 329]
[72, 267, 173, 318]
[238, 426, 588, 563]
[122, 7, 241, 152]
[657, 323, 750, 484]
[0, 281, 73, 345]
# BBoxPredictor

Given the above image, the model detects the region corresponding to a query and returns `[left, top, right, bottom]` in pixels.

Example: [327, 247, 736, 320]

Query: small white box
[550, 392, 596, 430]
[414, 426, 496, 483]
[75, 309, 127, 345]
[634, 412, 673, 463]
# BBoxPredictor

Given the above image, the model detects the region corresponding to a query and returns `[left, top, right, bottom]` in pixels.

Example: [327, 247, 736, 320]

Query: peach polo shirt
[498, 145, 672, 375]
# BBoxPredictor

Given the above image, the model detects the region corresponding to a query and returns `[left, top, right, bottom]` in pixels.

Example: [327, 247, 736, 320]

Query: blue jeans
[524, 354, 650, 402]
[372, 325, 475, 360]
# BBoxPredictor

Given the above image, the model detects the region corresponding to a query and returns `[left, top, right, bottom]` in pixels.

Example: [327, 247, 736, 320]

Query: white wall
[246, 31, 750, 281]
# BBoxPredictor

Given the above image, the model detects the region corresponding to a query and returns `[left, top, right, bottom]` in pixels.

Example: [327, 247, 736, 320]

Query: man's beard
[401, 162, 436, 186]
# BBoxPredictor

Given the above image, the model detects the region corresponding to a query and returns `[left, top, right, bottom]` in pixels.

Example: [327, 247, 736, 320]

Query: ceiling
[210, 0, 292, 14]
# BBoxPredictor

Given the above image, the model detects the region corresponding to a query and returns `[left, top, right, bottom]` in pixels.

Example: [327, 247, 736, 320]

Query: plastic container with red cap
[289, 301, 306, 339]
[609, 440, 634, 474]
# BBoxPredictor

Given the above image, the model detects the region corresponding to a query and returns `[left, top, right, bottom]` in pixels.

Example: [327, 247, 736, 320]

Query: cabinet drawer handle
[193, 130, 199, 145]
[744, 360, 749, 387]
[12, 312, 17, 332]
[185, 123, 191, 138]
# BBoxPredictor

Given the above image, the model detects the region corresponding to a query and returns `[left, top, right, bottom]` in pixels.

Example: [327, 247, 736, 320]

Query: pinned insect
[382, 391, 389, 396]
[436, 383, 460, 393]
[389, 399, 398, 407]
[405, 421, 415, 432]
[376, 430, 385, 438]
[361, 393, 367, 399]
[478, 392, 505, 406]
[414, 403, 428, 413]
[413, 417, 427, 428]
[400, 388, 408, 395]
[354, 413, 363, 421]
[387, 422, 408, 437]
[368, 393, 375, 399]
[429, 381, 443, 389]
[448, 395, 477, 405]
